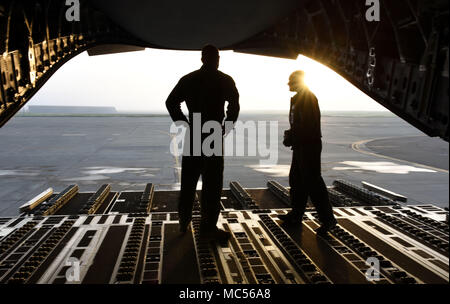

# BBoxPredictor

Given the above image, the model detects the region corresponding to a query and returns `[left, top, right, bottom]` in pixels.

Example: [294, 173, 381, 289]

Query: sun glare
[296, 55, 353, 99]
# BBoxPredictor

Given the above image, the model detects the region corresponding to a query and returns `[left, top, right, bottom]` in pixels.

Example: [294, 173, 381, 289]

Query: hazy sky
[28, 48, 387, 113]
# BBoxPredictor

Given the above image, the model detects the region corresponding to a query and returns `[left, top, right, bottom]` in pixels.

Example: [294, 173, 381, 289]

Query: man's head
[288, 70, 306, 92]
[201, 44, 220, 69]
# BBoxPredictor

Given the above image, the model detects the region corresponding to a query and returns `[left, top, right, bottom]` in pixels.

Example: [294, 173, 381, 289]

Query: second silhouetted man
[280, 70, 337, 236]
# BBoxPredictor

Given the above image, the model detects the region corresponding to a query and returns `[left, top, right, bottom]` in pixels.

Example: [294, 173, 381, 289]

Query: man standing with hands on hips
[280, 70, 337, 236]
[166, 45, 240, 243]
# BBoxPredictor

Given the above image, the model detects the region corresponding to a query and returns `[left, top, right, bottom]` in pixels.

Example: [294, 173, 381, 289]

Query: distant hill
[27, 105, 118, 114]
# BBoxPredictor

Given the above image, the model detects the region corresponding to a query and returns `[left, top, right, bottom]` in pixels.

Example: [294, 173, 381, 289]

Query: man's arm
[303, 93, 321, 141]
[224, 77, 240, 124]
[292, 91, 321, 144]
[165, 80, 189, 123]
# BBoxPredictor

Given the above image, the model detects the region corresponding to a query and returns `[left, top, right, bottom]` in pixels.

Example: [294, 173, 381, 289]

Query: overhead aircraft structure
[0, 0, 448, 141]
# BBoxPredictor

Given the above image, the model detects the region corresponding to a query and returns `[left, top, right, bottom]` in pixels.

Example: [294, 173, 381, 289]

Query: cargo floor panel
[0, 184, 447, 284]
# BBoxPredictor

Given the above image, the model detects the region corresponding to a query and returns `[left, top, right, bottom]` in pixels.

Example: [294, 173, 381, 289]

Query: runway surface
[0, 113, 448, 215]
[364, 136, 448, 171]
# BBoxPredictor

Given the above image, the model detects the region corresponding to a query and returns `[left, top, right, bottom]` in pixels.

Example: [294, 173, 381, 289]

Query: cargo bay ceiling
[0, 0, 448, 140]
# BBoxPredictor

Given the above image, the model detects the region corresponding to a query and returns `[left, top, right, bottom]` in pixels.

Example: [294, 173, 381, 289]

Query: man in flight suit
[279, 70, 337, 236]
[166, 45, 240, 242]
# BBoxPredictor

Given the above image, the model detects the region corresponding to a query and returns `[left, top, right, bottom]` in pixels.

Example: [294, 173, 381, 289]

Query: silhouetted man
[280, 70, 337, 236]
[166, 45, 239, 242]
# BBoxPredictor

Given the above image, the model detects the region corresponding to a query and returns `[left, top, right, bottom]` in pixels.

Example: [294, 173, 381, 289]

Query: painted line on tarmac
[352, 137, 448, 174]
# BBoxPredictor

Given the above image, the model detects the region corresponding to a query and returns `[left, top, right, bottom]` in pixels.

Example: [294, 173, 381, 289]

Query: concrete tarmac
[0, 113, 448, 215]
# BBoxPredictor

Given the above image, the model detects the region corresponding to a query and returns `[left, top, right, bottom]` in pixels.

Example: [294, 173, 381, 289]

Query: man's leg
[303, 143, 337, 234]
[199, 156, 229, 241]
[279, 151, 308, 225]
[309, 176, 335, 225]
[199, 156, 223, 230]
[179, 156, 201, 232]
